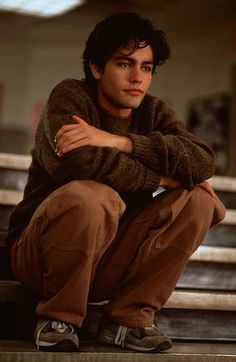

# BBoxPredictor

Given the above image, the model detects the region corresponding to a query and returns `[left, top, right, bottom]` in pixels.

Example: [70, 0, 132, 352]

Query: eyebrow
[113, 55, 153, 65]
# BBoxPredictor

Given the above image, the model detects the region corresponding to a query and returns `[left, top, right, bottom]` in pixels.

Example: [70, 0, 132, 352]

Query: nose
[130, 66, 142, 83]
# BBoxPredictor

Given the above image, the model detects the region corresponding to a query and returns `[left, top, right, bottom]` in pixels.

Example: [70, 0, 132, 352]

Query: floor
[1, 340, 236, 354]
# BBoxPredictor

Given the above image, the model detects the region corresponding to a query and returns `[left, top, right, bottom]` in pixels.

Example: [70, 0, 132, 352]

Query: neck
[100, 103, 133, 119]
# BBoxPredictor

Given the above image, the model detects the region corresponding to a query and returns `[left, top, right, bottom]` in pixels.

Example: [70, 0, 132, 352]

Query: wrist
[114, 135, 133, 153]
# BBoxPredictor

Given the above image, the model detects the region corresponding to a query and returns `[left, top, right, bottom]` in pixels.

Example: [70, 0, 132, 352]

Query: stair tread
[0, 340, 236, 355]
[0, 340, 235, 362]
[157, 308, 236, 342]
[166, 289, 236, 311]
[204, 224, 236, 247]
[178, 260, 236, 291]
[209, 176, 236, 192]
[0, 153, 31, 171]
[0, 189, 23, 206]
[190, 245, 236, 263]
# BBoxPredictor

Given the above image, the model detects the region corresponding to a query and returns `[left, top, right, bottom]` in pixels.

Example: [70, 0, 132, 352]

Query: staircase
[0, 152, 236, 361]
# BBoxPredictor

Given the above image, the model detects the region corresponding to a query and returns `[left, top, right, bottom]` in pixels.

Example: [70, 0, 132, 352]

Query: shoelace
[114, 325, 128, 349]
[51, 321, 71, 333]
[35, 320, 74, 351]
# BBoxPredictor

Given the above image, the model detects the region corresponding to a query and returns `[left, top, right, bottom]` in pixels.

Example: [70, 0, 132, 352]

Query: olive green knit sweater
[6, 78, 215, 244]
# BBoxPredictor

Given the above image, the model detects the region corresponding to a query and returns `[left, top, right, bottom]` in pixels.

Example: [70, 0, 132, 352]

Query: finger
[56, 134, 90, 156]
[59, 138, 90, 154]
[55, 124, 81, 143]
[56, 129, 86, 152]
[199, 181, 216, 198]
[72, 115, 88, 126]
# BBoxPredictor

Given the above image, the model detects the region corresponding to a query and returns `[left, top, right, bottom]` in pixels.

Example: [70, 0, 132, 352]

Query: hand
[160, 176, 182, 188]
[199, 179, 217, 199]
[54, 115, 133, 156]
[160, 177, 217, 198]
[55, 115, 115, 157]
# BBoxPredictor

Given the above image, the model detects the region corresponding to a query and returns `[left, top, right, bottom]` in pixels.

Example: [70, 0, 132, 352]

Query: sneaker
[34, 319, 79, 352]
[98, 322, 172, 352]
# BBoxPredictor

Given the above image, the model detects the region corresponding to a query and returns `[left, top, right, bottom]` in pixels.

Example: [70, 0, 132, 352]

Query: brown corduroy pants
[14, 180, 225, 328]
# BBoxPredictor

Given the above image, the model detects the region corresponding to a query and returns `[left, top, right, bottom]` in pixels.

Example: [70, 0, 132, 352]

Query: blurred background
[0, 0, 235, 175]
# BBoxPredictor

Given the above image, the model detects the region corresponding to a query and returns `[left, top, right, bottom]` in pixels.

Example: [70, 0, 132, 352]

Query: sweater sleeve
[127, 100, 216, 189]
[35, 79, 161, 193]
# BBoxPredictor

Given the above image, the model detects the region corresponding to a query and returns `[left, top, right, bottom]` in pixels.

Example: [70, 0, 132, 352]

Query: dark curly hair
[83, 12, 170, 84]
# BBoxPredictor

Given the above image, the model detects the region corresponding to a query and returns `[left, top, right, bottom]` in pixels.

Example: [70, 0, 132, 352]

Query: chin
[130, 102, 142, 109]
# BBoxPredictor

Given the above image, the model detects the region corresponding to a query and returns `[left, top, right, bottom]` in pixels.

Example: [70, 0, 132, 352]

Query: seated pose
[6, 12, 225, 353]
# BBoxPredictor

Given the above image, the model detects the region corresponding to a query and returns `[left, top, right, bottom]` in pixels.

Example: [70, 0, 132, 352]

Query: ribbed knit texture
[6, 78, 215, 245]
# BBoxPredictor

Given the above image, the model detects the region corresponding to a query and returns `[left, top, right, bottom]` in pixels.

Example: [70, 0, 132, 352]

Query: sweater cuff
[144, 168, 161, 191]
[128, 134, 152, 163]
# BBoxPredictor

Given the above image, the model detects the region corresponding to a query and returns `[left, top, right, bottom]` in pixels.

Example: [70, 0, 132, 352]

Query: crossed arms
[54, 114, 216, 198]
[36, 79, 216, 196]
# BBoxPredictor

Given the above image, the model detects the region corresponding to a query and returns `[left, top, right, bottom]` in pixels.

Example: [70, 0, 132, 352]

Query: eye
[118, 62, 130, 68]
[142, 65, 152, 73]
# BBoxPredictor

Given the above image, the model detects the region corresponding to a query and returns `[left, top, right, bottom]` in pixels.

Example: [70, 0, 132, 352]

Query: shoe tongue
[129, 328, 146, 339]
[52, 321, 67, 333]
[145, 326, 153, 330]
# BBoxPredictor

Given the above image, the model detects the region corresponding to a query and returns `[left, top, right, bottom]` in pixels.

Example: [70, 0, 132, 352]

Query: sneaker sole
[126, 339, 172, 352]
[98, 335, 172, 353]
[37, 339, 79, 352]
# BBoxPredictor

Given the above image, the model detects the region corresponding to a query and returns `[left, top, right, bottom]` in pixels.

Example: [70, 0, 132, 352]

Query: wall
[0, 0, 235, 135]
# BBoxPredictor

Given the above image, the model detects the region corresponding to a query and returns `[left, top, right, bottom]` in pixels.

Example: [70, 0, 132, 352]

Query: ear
[89, 62, 103, 80]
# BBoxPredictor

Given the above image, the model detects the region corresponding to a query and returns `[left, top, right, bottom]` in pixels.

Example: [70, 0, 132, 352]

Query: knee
[47, 180, 126, 219]
[185, 186, 226, 226]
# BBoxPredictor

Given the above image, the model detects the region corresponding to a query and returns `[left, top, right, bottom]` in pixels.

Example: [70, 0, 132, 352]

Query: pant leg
[90, 186, 225, 327]
[14, 180, 126, 327]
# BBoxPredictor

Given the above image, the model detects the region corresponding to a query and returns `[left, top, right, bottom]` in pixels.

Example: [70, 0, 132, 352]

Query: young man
[6, 12, 225, 353]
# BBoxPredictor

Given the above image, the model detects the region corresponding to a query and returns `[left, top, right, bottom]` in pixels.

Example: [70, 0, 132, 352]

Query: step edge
[0, 189, 23, 205]
[209, 176, 236, 192]
[166, 290, 236, 311]
[190, 245, 236, 263]
[0, 153, 31, 170]
[222, 210, 236, 225]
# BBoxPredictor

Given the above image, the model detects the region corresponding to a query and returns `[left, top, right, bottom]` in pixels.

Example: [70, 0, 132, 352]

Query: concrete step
[157, 308, 236, 342]
[209, 176, 236, 192]
[204, 224, 236, 247]
[0, 341, 236, 362]
[0, 189, 24, 205]
[191, 246, 236, 263]
[216, 191, 236, 209]
[178, 261, 236, 290]
[166, 290, 236, 311]
[223, 209, 236, 225]
[0, 152, 31, 170]
[0, 204, 14, 232]
[0, 168, 28, 191]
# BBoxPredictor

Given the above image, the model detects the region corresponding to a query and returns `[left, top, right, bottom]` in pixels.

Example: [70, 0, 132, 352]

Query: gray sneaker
[98, 322, 172, 352]
[34, 319, 79, 352]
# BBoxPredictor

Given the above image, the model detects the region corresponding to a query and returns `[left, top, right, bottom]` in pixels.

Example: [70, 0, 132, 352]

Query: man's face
[92, 43, 154, 117]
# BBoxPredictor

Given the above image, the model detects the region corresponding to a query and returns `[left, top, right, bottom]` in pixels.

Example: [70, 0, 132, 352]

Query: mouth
[124, 89, 143, 95]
